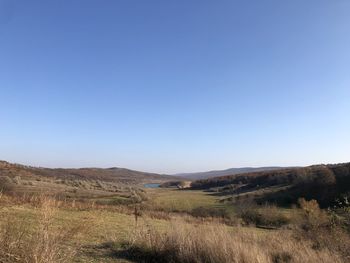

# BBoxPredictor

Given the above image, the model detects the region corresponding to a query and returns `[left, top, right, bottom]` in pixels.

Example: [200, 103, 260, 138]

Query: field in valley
[0, 188, 236, 262]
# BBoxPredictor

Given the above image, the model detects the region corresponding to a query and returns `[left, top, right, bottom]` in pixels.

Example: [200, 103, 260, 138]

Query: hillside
[0, 160, 172, 184]
[190, 162, 350, 207]
[0, 160, 177, 200]
[175, 166, 286, 180]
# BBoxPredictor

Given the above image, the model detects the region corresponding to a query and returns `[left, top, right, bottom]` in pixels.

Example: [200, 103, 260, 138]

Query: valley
[0, 160, 349, 262]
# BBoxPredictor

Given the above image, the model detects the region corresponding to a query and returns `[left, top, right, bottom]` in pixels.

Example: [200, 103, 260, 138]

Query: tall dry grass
[123, 219, 343, 263]
[0, 196, 83, 263]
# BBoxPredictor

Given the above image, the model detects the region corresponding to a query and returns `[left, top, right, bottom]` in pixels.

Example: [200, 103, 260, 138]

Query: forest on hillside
[191, 163, 350, 207]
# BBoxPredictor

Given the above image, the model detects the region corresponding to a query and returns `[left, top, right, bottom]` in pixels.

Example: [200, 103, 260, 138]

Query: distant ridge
[0, 160, 175, 184]
[174, 167, 290, 180]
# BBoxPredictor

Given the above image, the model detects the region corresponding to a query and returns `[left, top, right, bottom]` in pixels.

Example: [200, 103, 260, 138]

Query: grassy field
[0, 185, 349, 263]
[0, 191, 252, 262]
[145, 188, 229, 212]
[0, 188, 256, 262]
[0, 198, 167, 262]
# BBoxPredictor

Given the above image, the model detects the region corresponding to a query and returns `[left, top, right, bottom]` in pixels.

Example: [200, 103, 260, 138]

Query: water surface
[144, 183, 160, 188]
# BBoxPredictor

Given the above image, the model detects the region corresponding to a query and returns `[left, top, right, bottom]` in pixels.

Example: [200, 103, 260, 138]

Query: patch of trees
[191, 163, 350, 207]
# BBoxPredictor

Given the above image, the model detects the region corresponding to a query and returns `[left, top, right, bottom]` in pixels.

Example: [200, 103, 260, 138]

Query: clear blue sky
[1, 0, 349, 174]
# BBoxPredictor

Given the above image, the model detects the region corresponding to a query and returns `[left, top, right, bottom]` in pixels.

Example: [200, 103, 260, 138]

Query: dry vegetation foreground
[0, 190, 349, 263]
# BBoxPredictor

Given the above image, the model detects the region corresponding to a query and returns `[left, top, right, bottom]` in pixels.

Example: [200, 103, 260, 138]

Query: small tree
[298, 198, 329, 229]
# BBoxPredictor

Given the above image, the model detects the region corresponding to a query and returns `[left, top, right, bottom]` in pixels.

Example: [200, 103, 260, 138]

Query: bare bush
[236, 201, 290, 227]
[0, 176, 15, 194]
[297, 198, 329, 229]
[296, 198, 350, 260]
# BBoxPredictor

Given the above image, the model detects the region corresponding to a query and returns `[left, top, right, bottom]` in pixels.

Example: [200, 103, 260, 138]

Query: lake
[144, 183, 160, 188]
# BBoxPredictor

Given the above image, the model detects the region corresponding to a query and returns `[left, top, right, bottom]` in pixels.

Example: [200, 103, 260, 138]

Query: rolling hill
[0, 160, 174, 184]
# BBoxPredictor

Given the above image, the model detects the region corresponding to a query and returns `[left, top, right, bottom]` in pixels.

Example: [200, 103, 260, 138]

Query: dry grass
[0, 191, 349, 263]
[122, 219, 344, 263]
[0, 196, 83, 263]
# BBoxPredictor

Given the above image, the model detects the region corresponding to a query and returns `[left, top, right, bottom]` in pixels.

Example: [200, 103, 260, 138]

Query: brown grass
[0, 192, 349, 263]
[122, 219, 343, 263]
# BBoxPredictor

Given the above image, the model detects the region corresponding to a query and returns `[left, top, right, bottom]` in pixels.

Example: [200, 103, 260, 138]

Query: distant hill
[174, 167, 286, 180]
[0, 160, 174, 184]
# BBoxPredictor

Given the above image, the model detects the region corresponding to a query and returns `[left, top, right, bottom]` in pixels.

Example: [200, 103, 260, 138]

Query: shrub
[12, 176, 21, 185]
[236, 203, 290, 227]
[296, 198, 350, 259]
[0, 176, 15, 193]
[241, 207, 289, 227]
[190, 206, 230, 219]
[297, 198, 329, 229]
